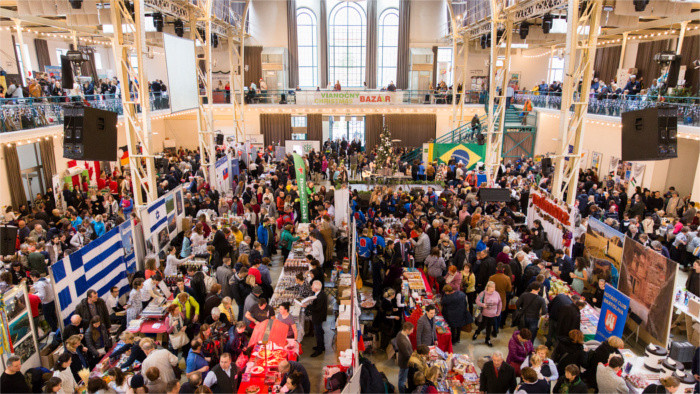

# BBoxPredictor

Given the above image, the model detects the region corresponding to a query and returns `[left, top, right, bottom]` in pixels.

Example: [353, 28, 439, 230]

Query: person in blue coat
[257, 217, 271, 257]
[441, 284, 473, 344]
[92, 216, 106, 238]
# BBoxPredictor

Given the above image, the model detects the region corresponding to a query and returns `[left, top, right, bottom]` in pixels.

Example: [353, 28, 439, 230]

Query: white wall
[248, 0, 289, 47]
[409, 0, 448, 47]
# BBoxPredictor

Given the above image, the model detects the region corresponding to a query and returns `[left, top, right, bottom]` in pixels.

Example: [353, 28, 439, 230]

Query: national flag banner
[50, 226, 132, 325]
[223, 167, 229, 180]
[432, 143, 486, 169]
[292, 153, 309, 223]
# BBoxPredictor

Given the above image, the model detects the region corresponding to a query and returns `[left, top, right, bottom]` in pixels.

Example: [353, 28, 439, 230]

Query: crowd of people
[1, 136, 700, 393]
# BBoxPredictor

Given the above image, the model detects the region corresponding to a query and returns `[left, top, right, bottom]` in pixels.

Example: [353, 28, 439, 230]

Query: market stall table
[403, 268, 453, 353]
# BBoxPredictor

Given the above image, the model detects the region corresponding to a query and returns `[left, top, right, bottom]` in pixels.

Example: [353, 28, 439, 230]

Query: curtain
[431, 46, 439, 88]
[386, 114, 436, 148]
[634, 39, 673, 89]
[244, 46, 263, 87]
[365, 114, 383, 150]
[287, 0, 299, 89]
[396, 0, 411, 89]
[679, 35, 699, 93]
[593, 45, 621, 84]
[261, 114, 292, 146]
[306, 114, 323, 141]
[86, 52, 99, 83]
[34, 39, 51, 72]
[39, 139, 56, 190]
[3, 145, 27, 209]
[365, 0, 378, 89]
[319, 0, 329, 88]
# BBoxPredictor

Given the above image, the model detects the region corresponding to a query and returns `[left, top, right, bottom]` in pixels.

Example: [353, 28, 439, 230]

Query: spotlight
[542, 14, 553, 34]
[519, 21, 530, 40]
[496, 28, 504, 43]
[152, 13, 163, 32]
[633, 0, 649, 12]
[69, 0, 82, 9]
[174, 19, 184, 37]
[486, 32, 492, 48]
[480, 34, 487, 49]
[211, 33, 218, 48]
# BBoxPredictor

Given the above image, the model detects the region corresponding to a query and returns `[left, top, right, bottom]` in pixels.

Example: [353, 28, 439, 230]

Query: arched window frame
[377, 7, 399, 88]
[297, 7, 318, 88]
[328, 1, 367, 88]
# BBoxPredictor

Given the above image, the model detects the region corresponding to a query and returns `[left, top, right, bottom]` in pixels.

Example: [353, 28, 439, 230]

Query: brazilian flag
[432, 143, 485, 169]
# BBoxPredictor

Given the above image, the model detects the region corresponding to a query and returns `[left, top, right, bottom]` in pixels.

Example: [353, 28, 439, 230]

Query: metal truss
[484, 0, 512, 185]
[447, 2, 470, 129]
[110, 0, 158, 207]
[226, 0, 250, 144]
[189, 0, 216, 183]
[550, 0, 603, 205]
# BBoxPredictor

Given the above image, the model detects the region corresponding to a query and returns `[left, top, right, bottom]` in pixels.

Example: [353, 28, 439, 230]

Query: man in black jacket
[75, 290, 111, 330]
[479, 351, 517, 393]
[211, 226, 230, 261]
[475, 248, 497, 293]
[557, 300, 586, 340]
[306, 280, 328, 357]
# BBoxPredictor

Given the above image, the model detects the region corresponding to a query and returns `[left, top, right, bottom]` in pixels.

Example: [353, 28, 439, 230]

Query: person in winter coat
[424, 247, 446, 292]
[552, 329, 587, 376]
[515, 367, 550, 394]
[595, 355, 627, 393]
[406, 346, 429, 393]
[412, 227, 431, 268]
[229, 267, 252, 321]
[488, 263, 512, 331]
[583, 336, 624, 389]
[440, 285, 472, 344]
[85, 316, 113, 366]
[521, 345, 559, 385]
[506, 329, 533, 375]
[553, 364, 588, 393]
[479, 351, 517, 394]
[472, 281, 502, 346]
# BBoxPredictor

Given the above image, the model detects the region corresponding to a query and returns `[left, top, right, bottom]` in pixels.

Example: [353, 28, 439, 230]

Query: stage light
[542, 14, 553, 34]
[69, 0, 82, 9]
[152, 13, 164, 32]
[211, 33, 218, 48]
[519, 21, 530, 40]
[174, 19, 184, 37]
[633, 0, 649, 12]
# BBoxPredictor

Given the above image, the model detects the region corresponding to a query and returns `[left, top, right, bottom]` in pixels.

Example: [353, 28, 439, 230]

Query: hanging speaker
[0, 226, 18, 255]
[216, 133, 224, 145]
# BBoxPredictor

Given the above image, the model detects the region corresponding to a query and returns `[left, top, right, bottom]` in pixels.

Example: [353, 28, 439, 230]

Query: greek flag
[51, 225, 132, 326]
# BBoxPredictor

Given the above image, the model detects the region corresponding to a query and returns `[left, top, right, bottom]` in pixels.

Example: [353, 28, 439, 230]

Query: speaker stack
[0, 226, 18, 256]
[63, 105, 118, 161]
[621, 105, 678, 161]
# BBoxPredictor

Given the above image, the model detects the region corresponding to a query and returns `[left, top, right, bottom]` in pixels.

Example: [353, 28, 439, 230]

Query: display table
[403, 268, 453, 353]
[238, 341, 300, 394]
[547, 277, 600, 341]
[427, 347, 480, 393]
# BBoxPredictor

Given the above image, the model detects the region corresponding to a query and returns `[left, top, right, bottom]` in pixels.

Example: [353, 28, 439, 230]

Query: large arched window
[377, 8, 399, 88]
[329, 1, 366, 88]
[297, 8, 318, 88]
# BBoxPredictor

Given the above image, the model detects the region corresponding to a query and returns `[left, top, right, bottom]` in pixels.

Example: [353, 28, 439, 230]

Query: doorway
[328, 116, 365, 146]
[21, 168, 46, 206]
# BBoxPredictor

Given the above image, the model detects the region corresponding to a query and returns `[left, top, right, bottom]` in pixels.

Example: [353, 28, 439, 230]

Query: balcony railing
[0, 94, 170, 133]
[513, 91, 700, 127]
[240, 89, 488, 106]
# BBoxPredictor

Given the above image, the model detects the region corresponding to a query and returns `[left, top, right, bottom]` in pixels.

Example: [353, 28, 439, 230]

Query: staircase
[400, 106, 537, 163]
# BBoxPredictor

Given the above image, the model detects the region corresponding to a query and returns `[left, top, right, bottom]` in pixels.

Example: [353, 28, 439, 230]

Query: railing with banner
[513, 91, 700, 126]
[240, 89, 488, 106]
[0, 93, 170, 133]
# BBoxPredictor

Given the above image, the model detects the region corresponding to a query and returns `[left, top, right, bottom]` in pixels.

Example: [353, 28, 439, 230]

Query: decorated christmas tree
[376, 117, 393, 170]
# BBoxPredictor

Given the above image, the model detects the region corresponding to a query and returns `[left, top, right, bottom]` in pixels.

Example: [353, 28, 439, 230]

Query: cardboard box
[338, 305, 351, 326]
[336, 327, 352, 353]
[40, 346, 54, 368]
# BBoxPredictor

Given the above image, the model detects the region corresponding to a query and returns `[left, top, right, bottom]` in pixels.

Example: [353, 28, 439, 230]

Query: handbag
[512, 294, 537, 329]
[474, 292, 485, 324]
[170, 330, 189, 350]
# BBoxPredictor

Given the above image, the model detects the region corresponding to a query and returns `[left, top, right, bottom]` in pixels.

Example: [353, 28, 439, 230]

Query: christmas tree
[376, 117, 393, 170]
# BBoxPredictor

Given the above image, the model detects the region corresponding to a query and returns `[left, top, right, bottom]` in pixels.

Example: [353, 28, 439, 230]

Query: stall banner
[618, 237, 677, 345]
[584, 218, 624, 288]
[285, 140, 321, 156]
[50, 225, 133, 325]
[292, 153, 309, 223]
[430, 143, 485, 170]
[118, 221, 137, 273]
[526, 187, 576, 254]
[230, 158, 240, 176]
[595, 284, 630, 342]
[295, 91, 404, 105]
[140, 186, 186, 254]
[214, 156, 231, 193]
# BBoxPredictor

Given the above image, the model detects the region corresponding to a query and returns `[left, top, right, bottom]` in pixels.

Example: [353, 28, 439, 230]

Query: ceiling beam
[0, 7, 108, 37]
[601, 12, 700, 36]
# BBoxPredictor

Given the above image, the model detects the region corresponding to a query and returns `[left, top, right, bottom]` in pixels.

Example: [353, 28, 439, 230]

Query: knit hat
[130, 374, 145, 389]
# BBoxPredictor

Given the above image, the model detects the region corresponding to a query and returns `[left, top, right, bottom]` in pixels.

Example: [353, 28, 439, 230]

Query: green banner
[431, 143, 486, 169]
[292, 153, 309, 223]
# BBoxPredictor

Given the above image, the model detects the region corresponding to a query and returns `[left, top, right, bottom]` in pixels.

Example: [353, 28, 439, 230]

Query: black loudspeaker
[0, 226, 18, 255]
[216, 133, 224, 145]
[61, 55, 74, 89]
[541, 157, 553, 177]
[478, 188, 512, 202]
[666, 56, 682, 87]
[63, 106, 118, 161]
[622, 105, 677, 161]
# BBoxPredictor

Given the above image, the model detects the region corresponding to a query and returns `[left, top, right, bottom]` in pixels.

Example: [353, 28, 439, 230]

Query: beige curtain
[386, 114, 436, 148]
[364, 114, 383, 150]
[34, 39, 51, 72]
[396, 0, 411, 89]
[39, 139, 56, 190]
[307, 114, 323, 141]
[593, 45, 622, 84]
[3, 145, 27, 209]
[244, 46, 263, 87]
[261, 114, 292, 146]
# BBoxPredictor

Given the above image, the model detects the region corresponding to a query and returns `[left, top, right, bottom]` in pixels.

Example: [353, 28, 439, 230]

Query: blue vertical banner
[595, 284, 630, 341]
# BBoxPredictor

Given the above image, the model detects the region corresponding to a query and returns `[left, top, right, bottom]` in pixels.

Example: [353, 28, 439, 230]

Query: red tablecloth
[405, 269, 453, 353]
[237, 344, 298, 393]
[238, 379, 269, 394]
[127, 318, 169, 334]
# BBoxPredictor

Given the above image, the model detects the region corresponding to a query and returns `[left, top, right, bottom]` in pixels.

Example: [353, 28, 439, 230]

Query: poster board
[0, 286, 40, 372]
[526, 187, 577, 255]
[584, 218, 624, 288]
[285, 140, 321, 156]
[618, 237, 677, 345]
[214, 155, 231, 194]
[139, 186, 186, 255]
[591, 152, 602, 174]
[595, 284, 630, 342]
